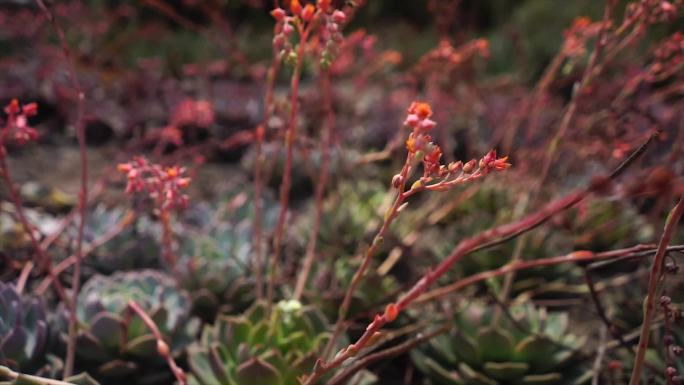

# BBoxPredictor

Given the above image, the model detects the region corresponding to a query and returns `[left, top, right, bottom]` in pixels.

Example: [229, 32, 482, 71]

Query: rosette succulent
[60, 270, 199, 384]
[188, 300, 376, 385]
[179, 191, 277, 320]
[0, 282, 49, 373]
[411, 302, 590, 385]
[77, 205, 161, 274]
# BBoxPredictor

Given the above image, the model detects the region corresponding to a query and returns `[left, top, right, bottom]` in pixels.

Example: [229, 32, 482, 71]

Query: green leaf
[482, 361, 529, 380]
[514, 336, 557, 372]
[235, 358, 281, 385]
[423, 358, 465, 385]
[477, 328, 514, 362]
[89, 313, 123, 351]
[187, 348, 224, 385]
[518, 372, 562, 385]
[451, 332, 480, 368]
[458, 363, 498, 385]
[124, 334, 157, 357]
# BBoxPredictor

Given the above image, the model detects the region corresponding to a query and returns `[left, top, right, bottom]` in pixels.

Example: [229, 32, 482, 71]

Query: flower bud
[283, 23, 294, 36]
[418, 118, 436, 131]
[384, 303, 399, 322]
[301, 4, 315, 22]
[404, 114, 419, 127]
[463, 159, 476, 173]
[157, 340, 170, 357]
[271, 7, 287, 21]
[22, 102, 38, 117]
[392, 174, 404, 189]
[332, 10, 346, 24]
[660, 296, 672, 307]
[290, 0, 302, 15]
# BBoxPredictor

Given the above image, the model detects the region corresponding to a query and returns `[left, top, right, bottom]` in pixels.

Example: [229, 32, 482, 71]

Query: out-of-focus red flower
[117, 156, 191, 211]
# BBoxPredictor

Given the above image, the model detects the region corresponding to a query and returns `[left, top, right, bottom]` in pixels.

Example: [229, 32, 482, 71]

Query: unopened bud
[332, 10, 346, 24]
[271, 8, 287, 21]
[157, 340, 170, 357]
[392, 174, 404, 188]
[384, 303, 399, 322]
[301, 4, 315, 22]
[463, 159, 476, 173]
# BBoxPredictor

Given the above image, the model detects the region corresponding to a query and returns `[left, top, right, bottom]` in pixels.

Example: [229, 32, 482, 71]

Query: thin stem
[629, 195, 684, 385]
[0, 157, 70, 308]
[267, 24, 309, 310]
[323, 153, 412, 358]
[293, 68, 335, 300]
[35, 210, 136, 295]
[0, 366, 77, 385]
[34, 0, 88, 378]
[127, 301, 187, 385]
[327, 325, 449, 385]
[254, 47, 281, 301]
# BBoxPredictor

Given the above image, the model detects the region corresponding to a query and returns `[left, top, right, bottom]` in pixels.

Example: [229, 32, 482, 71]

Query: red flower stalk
[1, 99, 39, 148]
[117, 157, 190, 211]
[322, 101, 510, 360]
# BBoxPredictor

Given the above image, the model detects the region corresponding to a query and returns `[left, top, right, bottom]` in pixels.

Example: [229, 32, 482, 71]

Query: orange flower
[408, 101, 433, 119]
[290, 0, 302, 15]
[301, 3, 315, 22]
[384, 303, 399, 322]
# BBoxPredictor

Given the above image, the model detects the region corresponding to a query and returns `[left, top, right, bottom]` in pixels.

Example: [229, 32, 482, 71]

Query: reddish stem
[629, 195, 684, 385]
[293, 68, 335, 300]
[127, 301, 187, 385]
[267, 22, 310, 309]
[254, 43, 282, 300]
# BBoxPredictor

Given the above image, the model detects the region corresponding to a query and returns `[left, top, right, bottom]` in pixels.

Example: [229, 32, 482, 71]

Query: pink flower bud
[283, 23, 294, 36]
[22, 102, 38, 117]
[332, 10, 346, 24]
[271, 8, 287, 21]
[418, 118, 436, 131]
[404, 114, 419, 127]
[301, 4, 315, 22]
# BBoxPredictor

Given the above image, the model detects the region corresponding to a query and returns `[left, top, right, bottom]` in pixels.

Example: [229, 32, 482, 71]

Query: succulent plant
[411, 301, 590, 385]
[296, 180, 388, 257]
[59, 270, 199, 384]
[178, 190, 278, 320]
[188, 300, 376, 385]
[0, 282, 49, 373]
[71, 205, 161, 275]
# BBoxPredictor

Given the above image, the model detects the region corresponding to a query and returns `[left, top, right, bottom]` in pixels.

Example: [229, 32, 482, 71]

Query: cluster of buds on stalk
[413, 38, 489, 76]
[158, 99, 215, 147]
[1, 99, 39, 154]
[399, 102, 510, 193]
[271, 0, 317, 66]
[562, 17, 604, 59]
[317, 0, 347, 69]
[627, 0, 681, 24]
[648, 32, 684, 81]
[271, 0, 348, 68]
[117, 157, 191, 211]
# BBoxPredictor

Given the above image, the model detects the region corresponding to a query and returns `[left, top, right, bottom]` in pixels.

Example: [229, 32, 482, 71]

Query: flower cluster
[627, 0, 681, 24]
[562, 17, 604, 58]
[413, 38, 489, 76]
[318, 2, 347, 68]
[648, 32, 684, 81]
[402, 102, 510, 191]
[171, 99, 215, 128]
[2, 99, 39, 149]
[117, 157, 191, 211]
[271, 0, 347, 67]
